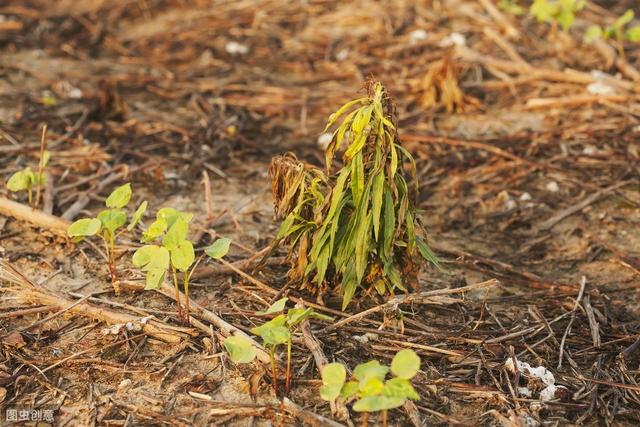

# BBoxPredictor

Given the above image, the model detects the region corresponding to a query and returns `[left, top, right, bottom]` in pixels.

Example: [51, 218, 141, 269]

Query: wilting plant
[68, 183, 146, 294]
[6, 150, 51, 207]
[320, 349, 421, 427]
[250, 297, 332, 395]
[133, 208, 231, 324]
[269, 82, 439, 310]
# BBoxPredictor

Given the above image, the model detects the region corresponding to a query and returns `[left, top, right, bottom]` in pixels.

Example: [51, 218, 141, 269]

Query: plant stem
[183, 270, 190, 325]
[34, 124, 47, 209]
[108, 233, 119, 294]
[172, 267, 182, 321]
[269, 346, 278, 396]
[382, 409, 387, 427]
[362, 412, 368, 427]
[27, 186, 33, 207]
[285, 338, 292, 396]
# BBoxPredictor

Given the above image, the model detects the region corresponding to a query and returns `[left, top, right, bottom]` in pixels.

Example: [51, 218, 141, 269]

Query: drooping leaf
[391, 349, 421, 379]
[260, 325, 290, 346]
[250, 314, 287, 338]
[67, 218, 102, 238]
[6, 169, 33, 192]
[224, 336, 257, 364]
[205, 237, 232, 260]
[127, 200, 148, 231]
[340, 381, 360, 399]
[105, 183, 132, 208]
[144, 269, 166, 290]
[359, 377, 384, 397]
[319, 363, 346, 401]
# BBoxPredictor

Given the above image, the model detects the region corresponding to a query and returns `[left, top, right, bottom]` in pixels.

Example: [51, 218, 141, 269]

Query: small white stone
[439, 32, 466, 47]
[582, 145, 596, 155]
[505, 199, 517, 210]
[68, 87, 83, 99]
[317, 132, 333, 150]
[409, 29, 428, 43]
[225, 41, 249, 55]
[546, 181, 560, 193]
[336, 49, 349, 61]
[587, 81, 615, 95]
[520, 192, 532, 201]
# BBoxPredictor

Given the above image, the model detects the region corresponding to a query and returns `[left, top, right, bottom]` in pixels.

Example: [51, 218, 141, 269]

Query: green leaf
[97, 209, 127, 236]
[144, 269, 166, 290]
[40, 150, 51, 168]
[626, 26, 640, 42]
[163, 217, 189, 250]
[353, 395, 405, 412]
[132, 245, 170, 271]
[372, 171, 384, 241]
[157, 207, 193, 228]
[319, 363, 346, 401]
[614, 9, 634, 29]
[105, 183, 132, 208]
[416, 238, 441, 269]
[359, 377, 384, 397]
[6, 169, 33, 192]
[340, 381, 360, 399]
[142, 218, 167, 243]
[260, 325, 290, 346]
[170, 240, 195, 272]
[354, 360, 389, 383]
[224, 336, 257, 364]
[391, 349, 421, 379]
[383, 378, 420, 400]
[205, 237, 232, 260]
[584, 25, 603, 43]
[127, 200, 148, 231]
[257, 297, 288, 315]
[250, 314, 287, 338]
[67, 218, 102, 238]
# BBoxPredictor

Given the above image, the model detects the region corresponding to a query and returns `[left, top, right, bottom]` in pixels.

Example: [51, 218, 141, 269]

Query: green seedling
[6, 150, 50, 207]
[250, 297, 332, 395]
[320, 349, 421, 427]
[68, 183, 146, 294]
[269, 82, 439, 310]
[585, 9, 640, 43]
[498, 0, 524, 15]
[134, 208, 193, 322]
[530, 0, 585, 32]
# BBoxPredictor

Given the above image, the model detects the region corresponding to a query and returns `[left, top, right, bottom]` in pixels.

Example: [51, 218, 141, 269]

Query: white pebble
[225, 41, 249, 55]
[520, 192, 532, 201]
[409, 29, 428, 43]
[546, 181, 560, 193]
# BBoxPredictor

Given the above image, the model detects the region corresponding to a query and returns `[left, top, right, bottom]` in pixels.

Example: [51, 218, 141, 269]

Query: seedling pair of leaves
[225, 297, 332, 396]
[530, 0, 585, 32]
[320, 350, 421, 426]
[133, 207, 232, 323]
[6, 150, 51, 206]
[68, 183, 147, 293]
[585, 9, 640, 43]
[270, 82, 439, 310]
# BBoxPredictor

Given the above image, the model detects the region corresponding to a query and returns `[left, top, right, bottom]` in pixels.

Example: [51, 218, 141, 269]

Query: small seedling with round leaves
[250, 297, 332, 396]
[319, 349, 421, 427]
[6, 150, 51, 206]
[530, 0, 585, 32]
[67, 183, 147, 294]
[134, 208, 196, 323]
[585, 9, 640, 43]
